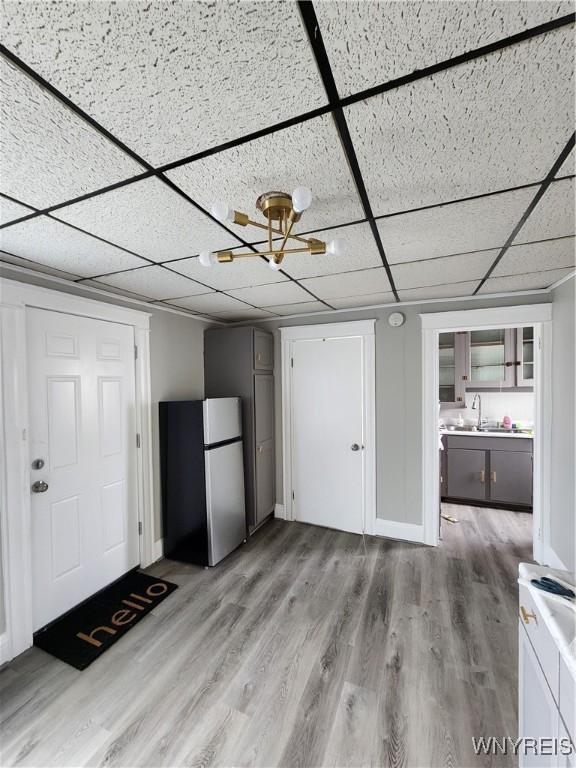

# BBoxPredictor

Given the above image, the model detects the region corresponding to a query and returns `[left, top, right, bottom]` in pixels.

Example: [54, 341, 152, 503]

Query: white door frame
[0, 277, 155, 664]
[280, 320, 376, 535]
[421, 303, 553, 563]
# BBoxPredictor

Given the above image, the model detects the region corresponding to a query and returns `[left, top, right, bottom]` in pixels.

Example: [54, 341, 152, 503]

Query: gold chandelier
[199, 187, 343, 270]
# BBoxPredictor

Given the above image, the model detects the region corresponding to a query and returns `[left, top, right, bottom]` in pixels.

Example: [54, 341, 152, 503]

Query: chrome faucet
[471, 393, 482, 429]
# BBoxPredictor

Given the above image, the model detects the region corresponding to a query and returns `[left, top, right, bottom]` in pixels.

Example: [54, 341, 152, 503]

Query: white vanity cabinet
[518, 568, 576, 768]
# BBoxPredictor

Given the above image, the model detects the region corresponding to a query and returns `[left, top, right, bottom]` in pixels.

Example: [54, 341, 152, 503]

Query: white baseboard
[540, 545, 569, 572]
[274, 503, 286, 520]
[151, 538, 164, 563]
[374, 518, 425, 544]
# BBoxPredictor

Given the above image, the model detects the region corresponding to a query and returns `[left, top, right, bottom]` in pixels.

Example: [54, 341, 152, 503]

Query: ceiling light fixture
[199, 187, 343, 270]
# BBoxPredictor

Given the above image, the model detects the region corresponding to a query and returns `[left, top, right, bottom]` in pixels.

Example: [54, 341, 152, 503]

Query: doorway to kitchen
[421, 304, 553, 565]
[438, 326, 535, 556]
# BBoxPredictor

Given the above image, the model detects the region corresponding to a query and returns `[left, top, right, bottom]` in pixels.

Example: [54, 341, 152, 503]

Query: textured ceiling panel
[478, 268, 573, 293]
[274, 222, 382, 279]
[265, 301, 327, 315]
[166, 293, 254, 318]
[168, 255, 287, 291]
[0, 216, 146, 277]
[555, 149, 575, 177]
[1, 1, 326, 166]
[166, 115, 363, 236]
[516, 178, 575, 243]
[55, 177, 240, 263]
[0, 56, 142, 208]
[216, 309, 277, 321]
[227, 281, 312, 307]
[397, 282, 478, 301]
[378, 188, 534, 264]
[492, 238, 575, 277]
[0, 196, 34, 226]
[317, 1, 573, 96]
[96, 265, 211, 300]
[346, 27, 575, 215]
[392, 251, 498, 290]
[301, 268, 392, 300]
[0, 249, 81, 279]
[79, 279, 152, 302]
[329, 292, 396, 309]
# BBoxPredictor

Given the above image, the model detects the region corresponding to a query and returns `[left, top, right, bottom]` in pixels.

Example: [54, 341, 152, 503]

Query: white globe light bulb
[326, 238, 344, 257]
[199, 250, 214, 267]
[211, 201, 233, 223]
[269, 258, 282, 271]
[291, 186, 312, 214]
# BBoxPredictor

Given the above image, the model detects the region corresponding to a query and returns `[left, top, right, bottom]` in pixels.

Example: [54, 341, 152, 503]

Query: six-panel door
[27, 307, 139, 631]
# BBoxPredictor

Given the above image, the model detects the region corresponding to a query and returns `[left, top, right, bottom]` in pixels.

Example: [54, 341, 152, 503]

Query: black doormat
[33, 571, 177, 670]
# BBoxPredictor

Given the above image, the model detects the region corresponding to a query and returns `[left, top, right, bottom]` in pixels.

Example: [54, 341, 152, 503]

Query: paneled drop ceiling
[0, 0, 574, 322]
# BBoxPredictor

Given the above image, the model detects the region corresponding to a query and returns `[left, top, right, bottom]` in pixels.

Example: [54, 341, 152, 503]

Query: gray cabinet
[442, 435, 532, 508]
[204, 327, 275, 530]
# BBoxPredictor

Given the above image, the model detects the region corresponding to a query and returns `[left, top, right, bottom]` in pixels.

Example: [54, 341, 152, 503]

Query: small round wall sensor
[388, 311, 405, 327]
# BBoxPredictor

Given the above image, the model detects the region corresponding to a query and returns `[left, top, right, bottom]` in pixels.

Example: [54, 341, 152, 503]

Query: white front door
[27, 308, 139, 630]
[291, 336, 364, 534]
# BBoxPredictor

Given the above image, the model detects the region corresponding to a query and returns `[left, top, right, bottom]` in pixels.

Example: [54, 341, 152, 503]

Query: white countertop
[440, 429, 533, 439]
[519, 562, 576, 677]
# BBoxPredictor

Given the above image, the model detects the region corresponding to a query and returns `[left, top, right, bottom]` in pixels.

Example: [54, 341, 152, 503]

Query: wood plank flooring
[0, 504, 532, 767]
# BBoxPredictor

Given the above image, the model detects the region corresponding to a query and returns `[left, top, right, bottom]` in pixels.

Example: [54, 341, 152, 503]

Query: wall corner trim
[374, 519, 425, 544]
[274, 504, 287, 520]
[151, 539, 164, 564]
[541, 546, 568, 572]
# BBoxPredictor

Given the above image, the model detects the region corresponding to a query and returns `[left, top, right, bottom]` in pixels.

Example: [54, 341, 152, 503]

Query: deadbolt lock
[31, 458, 45, 470]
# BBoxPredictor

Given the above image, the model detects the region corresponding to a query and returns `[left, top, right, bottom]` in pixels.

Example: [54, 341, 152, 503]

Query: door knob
[31, 480, 49, 493]
[351, 443, 360, 451]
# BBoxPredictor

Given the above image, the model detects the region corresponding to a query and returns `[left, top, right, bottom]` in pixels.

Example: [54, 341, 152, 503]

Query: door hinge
[292, 490, 295, 500]
[134, 345, 138, 360]
[291, 357, 294, 368]
[136, 433, 141, 448]
[138, 521, 142, 535]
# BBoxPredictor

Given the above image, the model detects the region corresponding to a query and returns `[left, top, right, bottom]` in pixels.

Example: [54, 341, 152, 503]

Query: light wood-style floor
[0, 504, 532, 768]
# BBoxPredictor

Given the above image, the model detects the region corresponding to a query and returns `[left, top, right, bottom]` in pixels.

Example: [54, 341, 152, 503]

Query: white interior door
[27, 307, 139, 630]
[291, 336, 364, 534]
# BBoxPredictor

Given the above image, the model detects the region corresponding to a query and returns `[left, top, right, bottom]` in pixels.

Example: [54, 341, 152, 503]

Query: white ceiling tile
[378, 189, 534, 264]
[329, 292, 397, 309]
[275, 222, 382, 279]
[166, 115, 363, 236]
[166, 293, 252, 318]
[0, 56, 142, 209]
[168, 254, 287, 291]
[392, 251, 498, 290]
[78, 279, 152, 302]
[346, 27, 574, 215]
[516, 178, 575, 244]
[55, 177, 240, 262]
[217, 309, 277, 321]
[479, 268, 573, 293]
[96, 265, 210, 300]
[228, 281, 313, 308]
[317, 1, 574, 96]
[0, 249, 81, 280]
[1, 1, 327, 166]
[265, 301, 327, 316]
[493, 238, 575, 277]
[0, 196, 34, 226]
[301, 268, 392, 300]
[0, 216, 146, 277]
[398, 282, 478, 301]
[555, 149, 575, 178]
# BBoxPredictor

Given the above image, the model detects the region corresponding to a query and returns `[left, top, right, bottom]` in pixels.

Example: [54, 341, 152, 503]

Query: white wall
[441, 391, 535, 426]
[254, 293, 552, 526]
[549, 276, 575, 571]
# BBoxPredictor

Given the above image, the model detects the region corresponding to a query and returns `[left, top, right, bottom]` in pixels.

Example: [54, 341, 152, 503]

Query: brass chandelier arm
[216, 240, 326, 262]
[236, 213, 310, 244]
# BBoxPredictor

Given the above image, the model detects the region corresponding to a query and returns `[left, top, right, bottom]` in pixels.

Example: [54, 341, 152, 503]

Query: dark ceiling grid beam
[473, 132, 576, 294]
[297, 0, 400, 301]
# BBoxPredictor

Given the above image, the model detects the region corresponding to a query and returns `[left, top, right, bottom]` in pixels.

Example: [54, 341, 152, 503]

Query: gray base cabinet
[204, 327, 275, 530]
[442, 434, 533, 509]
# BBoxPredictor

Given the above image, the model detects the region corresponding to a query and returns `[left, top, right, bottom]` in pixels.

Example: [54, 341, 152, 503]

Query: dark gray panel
[489, 451, 533, 506]
[446, 435, 533, 452]
[447, 448, 487, 501]
[255, 437, 275, 525]
[254, 329, 274, 371]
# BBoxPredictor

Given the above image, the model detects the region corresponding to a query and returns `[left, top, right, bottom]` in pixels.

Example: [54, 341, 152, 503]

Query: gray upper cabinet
[439, 332, 467, 406]
[466, 328, 516, 389]
[204, 327, 275, 530]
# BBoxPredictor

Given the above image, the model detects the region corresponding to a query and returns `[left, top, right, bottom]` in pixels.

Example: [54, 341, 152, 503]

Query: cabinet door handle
[520, 605, 537, 625]
[479, 470, 485, 483]
[491, 471, 497, 483]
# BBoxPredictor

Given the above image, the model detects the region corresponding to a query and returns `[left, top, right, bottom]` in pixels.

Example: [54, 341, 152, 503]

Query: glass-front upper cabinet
[439, 332, 466, 405]
[517, 326, 534, 386]
[466, 329, 515, 389]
